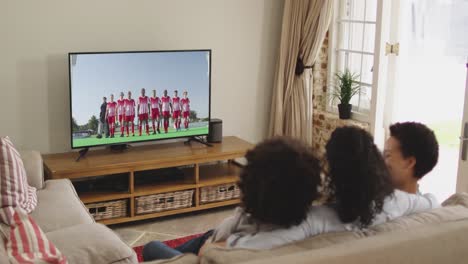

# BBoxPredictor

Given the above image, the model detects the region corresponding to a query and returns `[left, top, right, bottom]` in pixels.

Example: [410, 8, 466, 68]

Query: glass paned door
[385, 0, 468, 201]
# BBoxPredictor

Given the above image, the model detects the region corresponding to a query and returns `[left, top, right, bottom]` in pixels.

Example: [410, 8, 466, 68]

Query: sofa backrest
[242, 219, 468, 264]
[19, 150, 44, 190]
[367, 204, 468, 234]
[201, 193, 468, 264]
[201, 231, 366, 264]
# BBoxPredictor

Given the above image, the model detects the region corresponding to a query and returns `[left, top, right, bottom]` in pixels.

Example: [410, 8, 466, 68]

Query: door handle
[461, 123, 468, 161]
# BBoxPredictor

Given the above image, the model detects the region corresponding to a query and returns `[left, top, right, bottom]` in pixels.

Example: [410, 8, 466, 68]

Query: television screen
[69, 50, 211, 149]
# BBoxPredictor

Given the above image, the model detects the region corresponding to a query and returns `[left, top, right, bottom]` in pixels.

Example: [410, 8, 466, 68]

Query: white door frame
[456, 62, 468, 193]
[369, 0, 392, 148]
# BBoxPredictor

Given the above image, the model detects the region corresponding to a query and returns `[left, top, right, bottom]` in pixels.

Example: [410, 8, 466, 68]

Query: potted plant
[330, 69, 361, 119]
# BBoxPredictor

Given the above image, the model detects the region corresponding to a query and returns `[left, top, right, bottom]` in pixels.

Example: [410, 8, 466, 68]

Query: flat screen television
[69, 50, 211, 149]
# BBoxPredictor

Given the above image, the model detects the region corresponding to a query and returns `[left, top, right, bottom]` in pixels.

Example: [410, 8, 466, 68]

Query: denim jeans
[143, 229, 214, 261]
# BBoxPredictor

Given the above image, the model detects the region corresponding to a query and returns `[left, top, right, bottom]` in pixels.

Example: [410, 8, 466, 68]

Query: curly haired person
[227, 126, 439, 248]
[142, 137, 322, 261]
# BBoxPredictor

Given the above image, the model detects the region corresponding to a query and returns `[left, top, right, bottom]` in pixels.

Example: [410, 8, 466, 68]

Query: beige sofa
[3, 151, 468, 264]
[156, 195, 468, 264]
[0, 151, 138, 264]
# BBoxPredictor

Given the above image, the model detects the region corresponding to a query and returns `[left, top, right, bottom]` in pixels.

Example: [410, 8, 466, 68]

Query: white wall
[0, 0, 283, 153]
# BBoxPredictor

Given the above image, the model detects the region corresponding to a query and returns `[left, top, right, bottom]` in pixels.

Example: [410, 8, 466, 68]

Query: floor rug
[133, 233, 203, 262]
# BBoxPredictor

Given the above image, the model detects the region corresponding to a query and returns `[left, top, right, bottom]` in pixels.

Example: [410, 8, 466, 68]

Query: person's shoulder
[300, 205, 345, 234]
[391, 189, 435, 200]
[385, 189, 407, 203]
[420, 192, 440, 207]
[303, 205, 340, 224]
[387, 189, 440, 209]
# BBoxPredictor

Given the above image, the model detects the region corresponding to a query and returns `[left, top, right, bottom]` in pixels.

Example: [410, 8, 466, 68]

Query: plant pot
[338, 103, 352, 119]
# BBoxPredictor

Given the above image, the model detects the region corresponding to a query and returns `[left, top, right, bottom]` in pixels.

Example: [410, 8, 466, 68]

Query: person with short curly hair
[384, 122, 439, 195]
[236, 137, 322, 227]
[143, 137, 322, 261]
[227, 126, 439, 248]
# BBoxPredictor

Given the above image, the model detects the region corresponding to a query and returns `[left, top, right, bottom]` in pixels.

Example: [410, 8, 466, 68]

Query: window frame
[326, 0, 378, 123]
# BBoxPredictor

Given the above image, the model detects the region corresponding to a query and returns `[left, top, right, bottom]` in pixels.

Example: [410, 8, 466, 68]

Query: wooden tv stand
[42, 136, 253, 225]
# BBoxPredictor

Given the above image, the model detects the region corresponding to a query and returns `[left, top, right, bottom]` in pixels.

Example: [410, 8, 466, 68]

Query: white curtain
[269, 0, 333, 144]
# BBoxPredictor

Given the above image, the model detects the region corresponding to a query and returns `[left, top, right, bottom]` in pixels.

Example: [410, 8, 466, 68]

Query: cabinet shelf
[42, 136, 252, 225]
[134, 182, 198, 197]
[99, 199, 240, 225]
[80, 192, 131, 204]
[134, 166, 196, 196]
[199, 162, 241, 187]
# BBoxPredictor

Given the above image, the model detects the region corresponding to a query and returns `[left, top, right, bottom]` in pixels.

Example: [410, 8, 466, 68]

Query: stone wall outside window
[311, 35, 370, 157]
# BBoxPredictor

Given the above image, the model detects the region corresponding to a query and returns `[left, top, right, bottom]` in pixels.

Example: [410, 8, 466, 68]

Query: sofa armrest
[46, 223, 138, 264]
[19, 150, 44, 190]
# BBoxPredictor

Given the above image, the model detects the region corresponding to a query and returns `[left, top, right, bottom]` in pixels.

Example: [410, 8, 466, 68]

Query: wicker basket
[86, 199, 128, 220]
[135, 190, 194, 215]
[200, 183, 240, 204]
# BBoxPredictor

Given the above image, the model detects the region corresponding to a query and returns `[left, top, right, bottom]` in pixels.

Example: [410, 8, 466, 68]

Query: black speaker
[208, 118, 222, 143]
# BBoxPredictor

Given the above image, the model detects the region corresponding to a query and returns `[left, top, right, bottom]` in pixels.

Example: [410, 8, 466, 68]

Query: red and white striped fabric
[161, 96, 171, 112]
[124, 99, 136, 116]
[106, 102, 117, 117]
[181, 98, 190, 112]
[138, 96, 149, 114]
[4, 208, 67, 264]
[150, 97, 160, 109]
[0, 137, 37, 225]
[117, 99, 126, 116]
[172, 97, 181, 111]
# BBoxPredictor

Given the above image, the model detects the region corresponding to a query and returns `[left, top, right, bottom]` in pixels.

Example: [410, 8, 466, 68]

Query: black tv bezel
[68, 49, 212, 150]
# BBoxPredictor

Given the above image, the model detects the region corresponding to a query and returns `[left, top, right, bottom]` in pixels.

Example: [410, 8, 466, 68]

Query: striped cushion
[0, 137, 37, 224]
[4, 208, 67, 264]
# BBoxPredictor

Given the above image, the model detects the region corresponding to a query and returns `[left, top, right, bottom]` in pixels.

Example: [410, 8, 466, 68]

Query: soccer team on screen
[100, 88, 190, 138]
